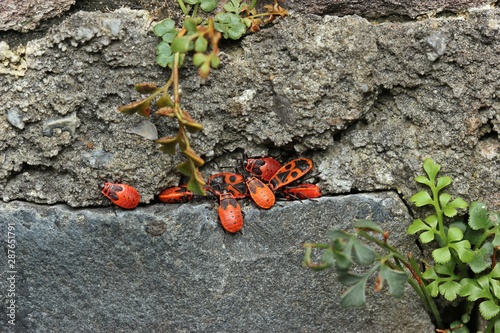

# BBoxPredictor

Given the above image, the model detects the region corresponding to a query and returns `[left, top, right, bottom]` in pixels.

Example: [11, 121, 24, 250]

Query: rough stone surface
[0, 4, 499, 332]
[0, 41, 27, 76]
[0, 193, 435, 332]
[284, 0, 494, 18]
[0, 7, 498, 210]
[0, 9, 172, 207]
[0, 0, 75, 32]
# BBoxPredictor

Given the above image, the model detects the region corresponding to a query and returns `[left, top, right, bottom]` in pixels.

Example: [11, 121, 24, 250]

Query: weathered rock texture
[0, 7, 498, 210]
[0, 194, 435, 332]
[285, 0, 494, 18]
[0, 2, 499, 332]
[0, 0, 75, 32]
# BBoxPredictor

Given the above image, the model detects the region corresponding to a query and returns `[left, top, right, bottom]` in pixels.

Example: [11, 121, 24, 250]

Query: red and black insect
[100, 182, 140, 209]
[218, 191, 244, 233]
[268, 158, 314, 191]
[207, 172, 248, 199]
[246, 177, 276, 209]
[158, 185, 194, 203]
[281, 183, 322, 200]
[244, 157, 281, 182]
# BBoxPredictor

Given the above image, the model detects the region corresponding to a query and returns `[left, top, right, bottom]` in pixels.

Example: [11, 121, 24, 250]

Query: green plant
[117, 0, 288, 195]
[303, 158, 500, 332]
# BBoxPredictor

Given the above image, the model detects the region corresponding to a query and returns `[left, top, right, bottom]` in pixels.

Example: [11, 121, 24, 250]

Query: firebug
[281, 183, 322, 200]
[246, 177, 276, 209]
[244, 157, 281, 182]
[100, 182, 140, 209]
[207, 172, 248, 199]
[268, 158, 314, 191]
[218, 191, 244, 233]
[159, 185, 194, 203]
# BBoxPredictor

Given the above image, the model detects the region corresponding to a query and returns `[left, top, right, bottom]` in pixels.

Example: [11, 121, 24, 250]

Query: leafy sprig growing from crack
[117, 0, 288, 194]
[303, 158, 500, 332]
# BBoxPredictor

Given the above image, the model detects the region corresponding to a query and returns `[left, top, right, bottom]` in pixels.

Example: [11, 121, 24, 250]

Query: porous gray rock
[0, 9, 172, 207]
[0, 4, 499, 332]
[0, 194, 435, 332]
[1, 8, 499, 209]
[284, 0, 493, 18]
[0, 0, 75, 32]
[0, 41, 27, 76]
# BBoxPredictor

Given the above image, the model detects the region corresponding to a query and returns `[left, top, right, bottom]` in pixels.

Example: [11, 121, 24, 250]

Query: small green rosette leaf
[200, 0, 218, 12]
[443, 197, 468, 218]
[436, 176, 452, 191]
[340, 281, 367, 308]
[432, 246, 451, 264]
[438, 280, 462, 301]
[214, 13, 247, 40]
[479, 300, 500, 320]
[194, 36, 208, 52]
[156, 41, 174, 68]
[468, 202, 491, 230]
[414, 175, 431, 186]
[379, 265, 407, 298]
[183, 17, 198, 33]
[210, 54, 220, 68]
[423, 158, 440, 181]
[153, 19, 176, 37]
[410, 190, 433, 207]
[193, 53, 207, 67]
[171, 36, 193, 54]
[408, 218, 429, 235]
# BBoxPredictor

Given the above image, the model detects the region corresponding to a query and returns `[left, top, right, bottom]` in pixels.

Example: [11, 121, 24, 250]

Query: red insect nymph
[281, 183, 322, 200]
[268, 158, 314, 191]
[159, 185, 194, 203]
[246, 177, 276, 209]
[244, 157, 281, 182]
[100, 182, 140, 209]
[218, 192, 244, 233]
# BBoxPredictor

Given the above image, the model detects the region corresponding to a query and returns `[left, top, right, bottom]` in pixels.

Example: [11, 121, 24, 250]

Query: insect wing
[268, 158, 313, 191]
[244, 157, 281, 182]
[246, 177, 275, 209]
[218, 192, 243, 233]
[101, 182, 140, 209]
[208, 173, 247, 199]
[159, 185, 194, 203]
[282, 183, 322, 200]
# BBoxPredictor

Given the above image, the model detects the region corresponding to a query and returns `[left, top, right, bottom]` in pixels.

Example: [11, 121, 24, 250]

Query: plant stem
[357, 231, 408, 265]
[248, 12, 279, 19]
[249, 0, 258, 10]
[430, 181, 469, 276]
[358, 230, 444, 328]
[162, 75, 174, 96]
[408, 254, 444, 328]
[192, 3, 199, 18]
[171, 52, 186, 146]
[173, 52, 181, 106]
[476, 229, 497, 250]
[431, 184, 447, 246]
[177, 0, 189, 16]
[302, 243, 334, 270]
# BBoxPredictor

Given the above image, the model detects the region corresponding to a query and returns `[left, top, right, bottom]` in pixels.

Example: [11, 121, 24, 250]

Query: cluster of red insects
[100, 157, 321, 233]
